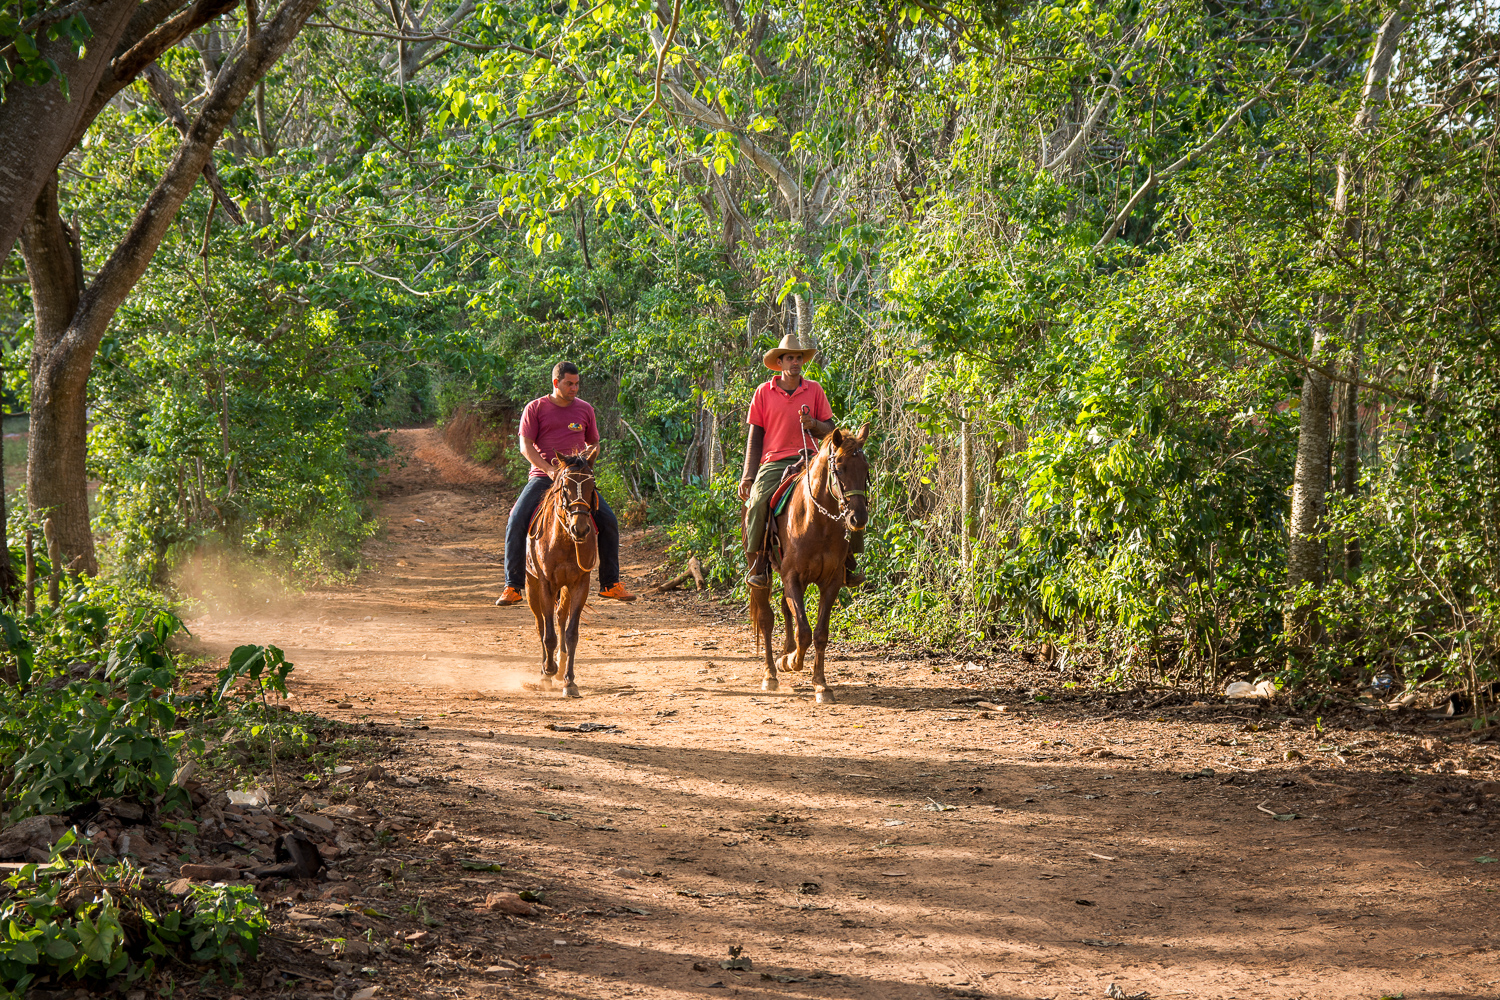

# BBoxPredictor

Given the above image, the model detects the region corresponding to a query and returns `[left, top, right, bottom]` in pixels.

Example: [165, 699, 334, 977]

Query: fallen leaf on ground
[485, 892, 539, 916]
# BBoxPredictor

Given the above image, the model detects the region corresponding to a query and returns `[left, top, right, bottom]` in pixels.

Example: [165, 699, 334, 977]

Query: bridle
[795, 409, 870, 527]
[552, 466, 598, 534]
[802, 443, 869, 527]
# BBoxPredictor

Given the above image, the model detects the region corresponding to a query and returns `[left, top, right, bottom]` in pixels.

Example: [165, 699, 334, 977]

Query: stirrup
[747, 553, 770, 589]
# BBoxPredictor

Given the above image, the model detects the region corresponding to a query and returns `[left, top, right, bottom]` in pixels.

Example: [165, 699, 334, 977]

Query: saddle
[762, 450, 814, 568]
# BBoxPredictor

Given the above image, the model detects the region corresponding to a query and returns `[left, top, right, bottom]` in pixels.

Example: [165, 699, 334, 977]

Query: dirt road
[187, 428, 1500, 1000]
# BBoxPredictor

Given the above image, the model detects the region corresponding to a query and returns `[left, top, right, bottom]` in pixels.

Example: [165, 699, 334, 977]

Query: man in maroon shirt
[495, 362, 636, 605]
[739, 334, 864, 589]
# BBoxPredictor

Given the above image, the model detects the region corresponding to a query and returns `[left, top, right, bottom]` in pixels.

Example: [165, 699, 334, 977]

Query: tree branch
[1042, 31, 1147, 173]
[142, 64, 246, 225]
[1237, 328, 1423, 403]
[644, 20, 803, 211]
[309, 18, 588, 81]
[52, 0, 322, 373]
[1093, 89, 1263, 251]
[76, 0, 242, 144]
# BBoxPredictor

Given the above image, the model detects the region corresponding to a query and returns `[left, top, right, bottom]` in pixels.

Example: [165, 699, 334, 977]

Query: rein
[799, 421, 868, 528]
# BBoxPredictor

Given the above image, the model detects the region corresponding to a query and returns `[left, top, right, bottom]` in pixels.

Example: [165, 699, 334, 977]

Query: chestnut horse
[748, 425, 870, 703]
[526, 446, 600, 698]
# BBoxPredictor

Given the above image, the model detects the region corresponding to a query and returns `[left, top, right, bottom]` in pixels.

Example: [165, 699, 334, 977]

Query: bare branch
[1042, 31, 1148, 172]
[143, 64, 246, 226]
[1237, 329, 1423, 404]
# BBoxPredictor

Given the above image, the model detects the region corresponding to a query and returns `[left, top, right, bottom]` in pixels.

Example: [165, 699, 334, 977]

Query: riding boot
[747, 551, 771, 589]
[843, 553, 865, 588]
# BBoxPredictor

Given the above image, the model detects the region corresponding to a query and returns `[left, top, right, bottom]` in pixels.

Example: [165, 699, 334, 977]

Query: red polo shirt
[746, 377, 834, 464]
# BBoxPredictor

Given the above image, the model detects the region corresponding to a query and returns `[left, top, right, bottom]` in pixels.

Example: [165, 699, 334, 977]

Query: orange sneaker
[598, 582, 637, 602]
[495, 586, 525, 606]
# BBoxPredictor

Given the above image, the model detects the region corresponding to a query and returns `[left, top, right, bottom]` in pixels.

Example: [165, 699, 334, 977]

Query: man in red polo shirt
[738, 334, 863, 589]
[495, 361, 636, 605]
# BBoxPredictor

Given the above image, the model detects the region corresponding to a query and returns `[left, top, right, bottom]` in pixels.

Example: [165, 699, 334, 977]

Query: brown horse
[749, 425, 870, 703]
[526, 446, 600, 698]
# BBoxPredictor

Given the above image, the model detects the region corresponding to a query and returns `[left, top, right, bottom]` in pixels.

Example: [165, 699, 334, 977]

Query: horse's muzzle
[846, 508, 868, 532]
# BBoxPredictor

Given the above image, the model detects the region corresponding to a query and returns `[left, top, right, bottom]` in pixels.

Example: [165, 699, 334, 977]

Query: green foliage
[214, 643, 293, 705]
[0, 585, 193, 822]
[663, 470, 745, 588]
[5, 0, 1495, 706]
[470, 438, 498, 464]
[0, 1, 94, 100]
[180, 882, 267, 973]
[0, 847, 267, 993]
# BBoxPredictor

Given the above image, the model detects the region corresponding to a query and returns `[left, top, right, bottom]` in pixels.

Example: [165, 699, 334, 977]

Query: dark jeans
[505, 475, 620, 590]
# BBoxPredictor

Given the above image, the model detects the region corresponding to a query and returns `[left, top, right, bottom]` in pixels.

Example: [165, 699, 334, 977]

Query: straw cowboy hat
[763, 333, 817, 371]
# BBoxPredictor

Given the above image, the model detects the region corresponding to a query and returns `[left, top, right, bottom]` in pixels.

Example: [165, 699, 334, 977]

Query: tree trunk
[0, 0, 139, 263]
[793, 293, 812, 340]
[0, 418, 11, 602]
[707, 357, 723, 480]
[20, 175, 94, 574]
[1285, 328, 1332, 637]
[1283, 7, 1405, 653]
[21, 0, 323, 572]
[959, 414, 976, 568]
[1340, 335, 1363, 579]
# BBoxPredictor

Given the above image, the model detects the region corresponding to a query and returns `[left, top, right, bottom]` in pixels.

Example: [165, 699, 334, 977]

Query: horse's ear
[829, 427, 844, 449]
[854, 423, 870, 446]
[583, 443, 600, 464]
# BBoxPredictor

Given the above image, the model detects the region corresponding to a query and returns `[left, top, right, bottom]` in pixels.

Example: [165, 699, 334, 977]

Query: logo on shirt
[568, 422, 584, 432]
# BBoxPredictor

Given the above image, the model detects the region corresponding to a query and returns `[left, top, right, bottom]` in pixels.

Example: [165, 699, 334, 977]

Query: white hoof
[762, 677, 779, 691]
[814, 689, 837, 704]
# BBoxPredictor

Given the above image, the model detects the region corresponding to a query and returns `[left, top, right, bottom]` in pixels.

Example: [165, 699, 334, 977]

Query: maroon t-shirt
[519, 396, 599, 477]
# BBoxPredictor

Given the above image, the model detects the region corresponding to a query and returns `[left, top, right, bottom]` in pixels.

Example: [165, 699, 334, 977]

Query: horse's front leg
[559, 581, 588, 698]
[810, 581, 839, 704]
[527, 577, 558, 685]
[751, 585, 779, 692]
[778, 589, 797, 671]
[779, 577, 812, 674]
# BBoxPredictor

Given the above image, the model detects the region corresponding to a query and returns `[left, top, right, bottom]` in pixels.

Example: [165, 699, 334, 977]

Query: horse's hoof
[778, 654, 800, 672]
[815, 689, 837, 704]
[563, 684, 581, 699]
[762, 677, 779, 692]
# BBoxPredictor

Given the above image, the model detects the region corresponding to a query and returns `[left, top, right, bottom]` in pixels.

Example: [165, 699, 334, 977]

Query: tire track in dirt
[183, 427, 1500, 1000]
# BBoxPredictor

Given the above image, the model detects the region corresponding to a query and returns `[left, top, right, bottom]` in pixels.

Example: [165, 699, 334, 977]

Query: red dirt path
[184, 427, 1500, 1000]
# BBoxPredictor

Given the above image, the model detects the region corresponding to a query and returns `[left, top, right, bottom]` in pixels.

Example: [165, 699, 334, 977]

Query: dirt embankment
[440, 403, 522, 479]
[177, 426, 1500, 1000]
